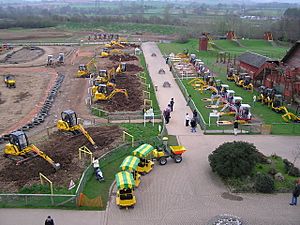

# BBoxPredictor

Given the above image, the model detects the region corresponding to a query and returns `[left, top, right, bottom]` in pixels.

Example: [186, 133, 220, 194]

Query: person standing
[45, 216, 54, 225]
[233, 120, 239, 136]
[190, 118, 197, 133]
[185, 113, 190, 127]
[290, 181, 300, 206]
[169, 64, 173, 72]
[170, 98, 174, 112]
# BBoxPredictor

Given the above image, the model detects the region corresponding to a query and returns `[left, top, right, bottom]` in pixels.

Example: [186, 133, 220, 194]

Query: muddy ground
[0, 47, 45, 64]
[93, 51, 144, 112]
[0, 126, 123, 192]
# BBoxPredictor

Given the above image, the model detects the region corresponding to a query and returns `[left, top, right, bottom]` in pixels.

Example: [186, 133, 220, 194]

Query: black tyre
[174, 155, 182, 163]
[159, 157, 168, 165]
[3, 134, 10, 141]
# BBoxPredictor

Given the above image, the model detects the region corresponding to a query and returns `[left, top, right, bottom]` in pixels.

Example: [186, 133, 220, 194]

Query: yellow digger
[116, 62, 126, 75]
[93, 69, 116, 88]
[3, 131, 60, 170]
[57, 110, 98, 149]
[271, 95, 288, 114]
[105, 40, 125, 49]
[77, 58, 97, 78]
[242, 76, 253, 92]
[100, 48, 125, 58]
[92, 84, 128, 102]
[4, 75, 16, 88]
[235, 73, 248, 87]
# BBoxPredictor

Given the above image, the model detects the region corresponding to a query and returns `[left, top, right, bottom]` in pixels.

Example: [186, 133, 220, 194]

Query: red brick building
[236, 41, 300, 103]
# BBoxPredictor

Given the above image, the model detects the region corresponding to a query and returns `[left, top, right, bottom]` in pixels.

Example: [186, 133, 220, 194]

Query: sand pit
[0, 47, 45, 64]
[0, 126, 123, 192]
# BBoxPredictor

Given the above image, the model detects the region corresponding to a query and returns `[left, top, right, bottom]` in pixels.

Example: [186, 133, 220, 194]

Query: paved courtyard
[0, 42, 299, 225]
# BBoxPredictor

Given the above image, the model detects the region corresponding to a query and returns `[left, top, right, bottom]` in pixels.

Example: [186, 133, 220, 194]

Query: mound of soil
[126, 64, 143, 72]
[0, 126, 123, 192]
[109, 55, 138, 62]
[97, 73, 143, 112]
[125, 43, 140, 48]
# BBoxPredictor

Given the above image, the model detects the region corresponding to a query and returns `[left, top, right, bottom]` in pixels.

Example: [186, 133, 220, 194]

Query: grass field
[59, 22, 186, 35]
[159, 39, 300, 134]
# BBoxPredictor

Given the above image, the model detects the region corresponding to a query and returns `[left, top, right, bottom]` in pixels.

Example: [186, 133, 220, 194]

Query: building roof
[281, 41, 300, 68]
[237, 52, 271, 69]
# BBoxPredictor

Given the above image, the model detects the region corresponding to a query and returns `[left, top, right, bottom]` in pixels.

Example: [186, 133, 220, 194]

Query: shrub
[255, 173, 275, 193]
[208, 141, 259, 178]
[283, 159, 300, 177]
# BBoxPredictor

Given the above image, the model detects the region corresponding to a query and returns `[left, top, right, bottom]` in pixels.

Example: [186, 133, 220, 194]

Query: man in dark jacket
[290, 182, 300, 206]
[45, 216, 54, 225]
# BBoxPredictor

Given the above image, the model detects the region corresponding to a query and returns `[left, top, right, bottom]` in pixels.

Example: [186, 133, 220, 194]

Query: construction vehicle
[47, 55, 54, 66]
[92, 69, 116, 88]
[152, 137, 187, 165]
[282, 112, 300, 123]
[57, 53, 64, 64]
[235, 73, 248, 87]
[227, 67, 236, 81]
[47, 53, 64, 66]
[116, 62, 126, 74]
[77, 58, 97, 78]
[100, 48, 124, 58]
[57, 110, 98, 149]
[92, 84, 128, 102]
[242, 75, 253, 92]
[115, 171, 136, 209]
[262, 88, 275, 106]
[4, 75, 16, 88]
[105, 40, 125, 49]
[257, 86, 266, 102]
[271, 94, 289, 114]
[236, 104, 252, 123]
[176, 49, 189, 59]
[3, 131, 60, 170]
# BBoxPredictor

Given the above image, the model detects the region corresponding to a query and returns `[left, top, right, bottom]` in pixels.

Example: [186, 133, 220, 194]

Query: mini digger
[92, 84, 128, 102]
[4, 75, 16, 88]
[3, 131, 60, 170]
[271, 94, 288, 114]
[93, 69, 116, 88]
[77, 58, 97, 78]
[57, 110, 98, 149]
[116, 62, 126, 75]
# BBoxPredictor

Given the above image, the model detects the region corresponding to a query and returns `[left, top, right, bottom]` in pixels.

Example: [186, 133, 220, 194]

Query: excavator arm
[108, 89, 128, 99]
[77, 124, 98, 149]
[29, 145, 60, 170]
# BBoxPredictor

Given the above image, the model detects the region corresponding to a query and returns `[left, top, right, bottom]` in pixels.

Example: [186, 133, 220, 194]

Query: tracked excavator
[100, 48, 125, 58]
[116, 62, 126, 75]
[4, 75, 16, 88]
[105, 40, 125, 49]
[92, 84, 128, 102]
[57, 110, 98, 149]
[3, 131, 60, 170]
[77, 58, 97, 78]
[93, 69, 116, 88]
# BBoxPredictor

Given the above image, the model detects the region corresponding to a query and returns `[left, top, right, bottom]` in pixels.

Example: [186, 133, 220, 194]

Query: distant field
[58, 22, 186, 35]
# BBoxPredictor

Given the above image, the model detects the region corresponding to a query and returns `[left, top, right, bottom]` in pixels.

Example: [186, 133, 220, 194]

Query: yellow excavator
[105, 40, 125, 49]
[93, 69, 116, 88]
[4, 75, 16, 88]
[271, 95, 288, 114]
[77, 58, 97, 78]
[92, 84, 128, 102]
[116, 62, 126, 75]
[57, 110, 98, 149]
[3, 131, 60, 170]
[100, 48, 124, 58]
[242, 76, 253, 92]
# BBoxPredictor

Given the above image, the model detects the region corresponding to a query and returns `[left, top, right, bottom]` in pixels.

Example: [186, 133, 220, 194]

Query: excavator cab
[116, 63, 126, 74]
[61, 110, 78, 128]
[236, 73, 247, 87]
[4, 131, 60, 170]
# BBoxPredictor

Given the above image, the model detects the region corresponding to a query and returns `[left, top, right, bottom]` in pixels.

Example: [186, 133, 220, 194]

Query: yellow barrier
[39, 173, 54, 204]
[123, 131, 134, 147]
[79, 146, 93, 164]
[144, 99, 152, 108]
[143, 90, 150, 99]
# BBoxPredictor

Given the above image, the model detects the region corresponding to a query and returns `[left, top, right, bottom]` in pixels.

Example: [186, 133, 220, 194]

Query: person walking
[233, 120, 239, 136]
[185, 113, 190, 127]
[169, 64, 173, 72]
[290, 180, 300, 206]
[186, 94, 192, 106]
[170, 98, 174, 112]
[190, 118, 197, 133]
[45, 216, 54, 225]
[163, 109, 170, 124]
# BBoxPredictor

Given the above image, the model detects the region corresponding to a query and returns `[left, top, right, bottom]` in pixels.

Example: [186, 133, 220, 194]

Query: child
[185, 113, 190, 127]
[191, 118, 197, 132]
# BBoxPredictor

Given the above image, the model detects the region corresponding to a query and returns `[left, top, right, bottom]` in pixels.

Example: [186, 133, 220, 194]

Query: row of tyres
[0, 73, 65, 144]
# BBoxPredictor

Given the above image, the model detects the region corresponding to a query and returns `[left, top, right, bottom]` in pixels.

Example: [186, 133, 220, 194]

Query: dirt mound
[96, 73, 143, 112]
[109, 55, 138, 62]
[125, 43, 140, 48]
[0, 126, 123, 192]
[126, 64, 143, 72]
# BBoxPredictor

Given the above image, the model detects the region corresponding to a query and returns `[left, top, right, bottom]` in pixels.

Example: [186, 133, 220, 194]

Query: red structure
[264, 32, 273, 41]
[226, 31, 236, 40]
[199, 34, 208, 51]
[236, 41, 300, 103]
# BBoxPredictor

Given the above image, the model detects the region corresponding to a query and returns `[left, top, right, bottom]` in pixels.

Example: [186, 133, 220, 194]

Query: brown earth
[0, 47, 45, 64]
[0, 126, 123, 192]
[126, 64, 143, 72]
[109, 54, 138, 62]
